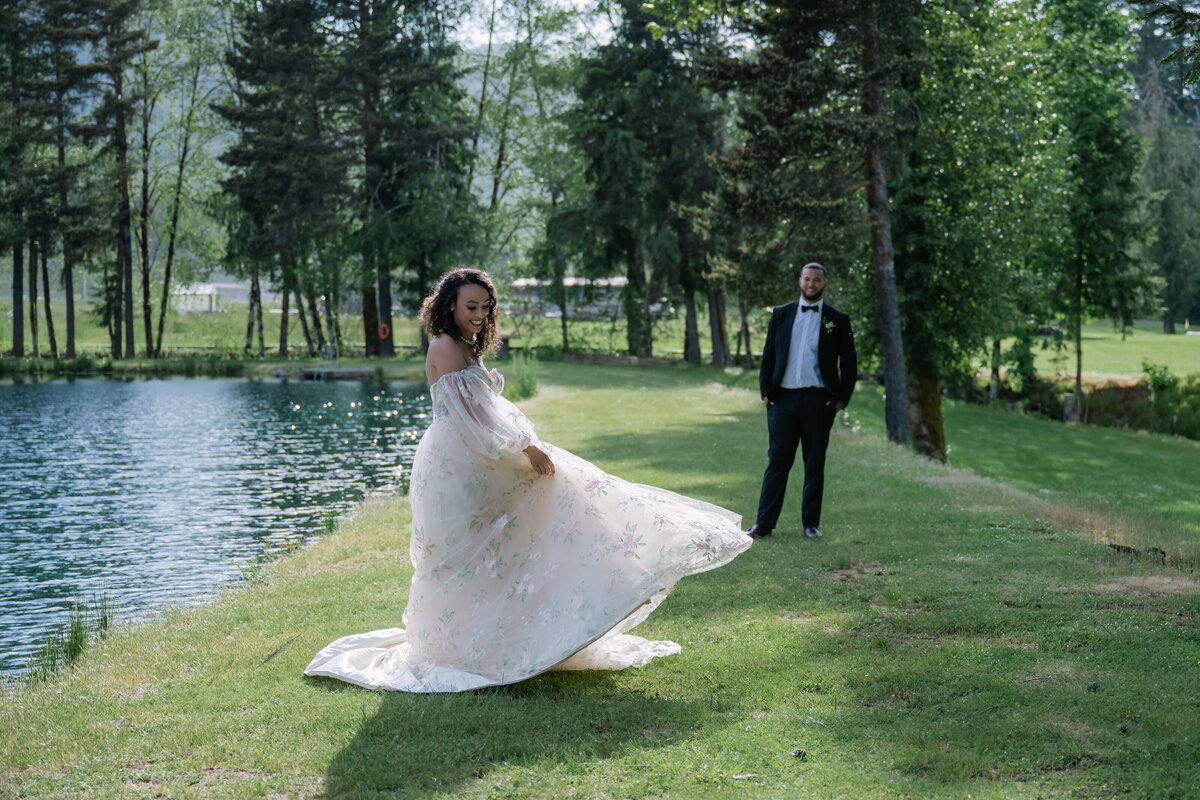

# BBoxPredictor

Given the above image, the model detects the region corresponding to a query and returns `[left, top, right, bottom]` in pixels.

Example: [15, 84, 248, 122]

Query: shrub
[1175, 375, 1200, 440]
[1142, 359, 1181, 433]
[1086, 382, 1154, 430]
[503, 351, 538, 401]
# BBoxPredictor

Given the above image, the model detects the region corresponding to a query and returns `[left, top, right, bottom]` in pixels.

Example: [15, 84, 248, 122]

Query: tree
[327, 0, 470, 357]
[1, 0, 34, 357]
[90, 0, 156, 358]
[890, 1, 1063, 460]
[1045, 0, 1157, 415]
[1137, 2, 1200, 84]
[1130, 16, 1200, 334]
[570, 0, 726, 359]
[215, 0, 349, 356]
[693, 1, 917, 443]
[31, 0, 107, 359]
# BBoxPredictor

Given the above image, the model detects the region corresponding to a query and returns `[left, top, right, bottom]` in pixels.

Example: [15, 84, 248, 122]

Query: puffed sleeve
[430, 368, 537, 459]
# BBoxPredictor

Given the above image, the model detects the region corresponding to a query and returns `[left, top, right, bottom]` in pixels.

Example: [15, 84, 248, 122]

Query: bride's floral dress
[305, 365, 752, 692]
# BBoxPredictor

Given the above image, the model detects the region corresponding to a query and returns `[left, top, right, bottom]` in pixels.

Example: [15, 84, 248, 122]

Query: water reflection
[0, 376, 432, 677]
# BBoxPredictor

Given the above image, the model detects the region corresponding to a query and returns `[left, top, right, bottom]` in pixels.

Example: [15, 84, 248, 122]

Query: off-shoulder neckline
[430, 363, 488, 390]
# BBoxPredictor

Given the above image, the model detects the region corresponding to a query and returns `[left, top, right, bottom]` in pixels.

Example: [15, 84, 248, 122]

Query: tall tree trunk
[1163, 315, 1176, 334]
[706, 281, 730, 367]
[155, 62, 199, 359]
[244, 274, 256, 355]
[622, 237, 649, 357]
[28, 239, 39, 358]
[377, 269, 394, 356]
[306, 287, 325, 350]
[295, 290, 314, 356]
[278, 284, 290, 357]
[252, 272, 264, 357]
[862, 0, 910, 445]
[559, 299, 570, 353]
[362, 286, 380, 357]
[360, 5, 390, 360]
[11, 242, 24, 357]
[683, 291, 701, 363]
[108, 262, 121, 359]
[328, 282, 342, 353]
[40, 242, 58, 358]
[57, 124, 76, 359]
[115, 61, 135, 360]
[738, 297, 752, 370]
[907, 352, 946, 462]
[467, 0, 498, 186]
[1071, 249, 1084, 421]
[989, 338, 1001, 401]
[138, 86, 155, 357]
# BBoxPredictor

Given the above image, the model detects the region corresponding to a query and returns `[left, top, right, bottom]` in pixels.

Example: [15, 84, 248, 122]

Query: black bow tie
[800, 305, 819, 313]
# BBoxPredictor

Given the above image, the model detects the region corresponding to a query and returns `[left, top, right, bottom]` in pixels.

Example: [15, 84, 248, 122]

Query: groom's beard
[802, 290, 824, 303]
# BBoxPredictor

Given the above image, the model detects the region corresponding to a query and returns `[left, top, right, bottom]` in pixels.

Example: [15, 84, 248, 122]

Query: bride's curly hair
[419, 268, 501, 358]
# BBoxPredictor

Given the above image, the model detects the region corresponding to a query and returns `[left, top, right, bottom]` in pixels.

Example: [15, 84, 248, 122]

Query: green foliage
[1130, 18, 1200, 332]
[893, 2, 1059, 377]
[1137, 2, 1200, 85]
[1177, 375, 1200, 439]
[501, 350, 539, 401]
[1142, 358, 1200, 439]
[567, 0, 725, 358]
[1004, 329, 1043, 396]
[1045, 0, 1158, 386]
[1084, 381, 1156, 430]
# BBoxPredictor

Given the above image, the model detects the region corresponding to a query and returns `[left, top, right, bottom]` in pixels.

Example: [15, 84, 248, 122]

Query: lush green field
[847, 390, 1200, 564]
[6, 297, 1196, 382]
[0, 299, 716, 359]
[3, 361, 1198, 798]
[1018, 319, 1200, 379]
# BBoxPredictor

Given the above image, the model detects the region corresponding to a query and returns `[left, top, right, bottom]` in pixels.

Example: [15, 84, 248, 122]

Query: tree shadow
[321, 670, 714, 798]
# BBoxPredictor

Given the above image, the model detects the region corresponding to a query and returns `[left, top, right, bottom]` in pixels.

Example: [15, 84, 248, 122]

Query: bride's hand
[524, 445, 555, 477]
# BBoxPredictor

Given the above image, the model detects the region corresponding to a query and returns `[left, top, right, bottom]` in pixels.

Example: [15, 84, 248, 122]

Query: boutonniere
[822, 318, 836, 335]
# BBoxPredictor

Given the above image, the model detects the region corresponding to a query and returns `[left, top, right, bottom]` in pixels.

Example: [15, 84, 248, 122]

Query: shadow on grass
[321, 671, 713, 797]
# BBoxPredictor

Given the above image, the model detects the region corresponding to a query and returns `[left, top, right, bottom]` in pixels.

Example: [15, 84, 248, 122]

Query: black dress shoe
[746, 524, 772, 539]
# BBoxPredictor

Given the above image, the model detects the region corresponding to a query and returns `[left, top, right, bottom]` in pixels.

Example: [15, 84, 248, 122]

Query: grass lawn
[3, 361, 1198, 798]
[1019, 319, 1200, 380]
[846, 390, 1200, 566]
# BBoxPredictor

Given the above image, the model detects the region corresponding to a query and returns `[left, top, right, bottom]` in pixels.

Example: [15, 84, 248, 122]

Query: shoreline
[3, 362, 1199, 798]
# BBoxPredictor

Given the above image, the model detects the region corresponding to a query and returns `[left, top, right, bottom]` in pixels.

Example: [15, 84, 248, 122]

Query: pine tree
[215, 0, 349, 357]
[570, 0, 725, 358]
[91, 0, 156, 358]
[327, 0, 472, 357]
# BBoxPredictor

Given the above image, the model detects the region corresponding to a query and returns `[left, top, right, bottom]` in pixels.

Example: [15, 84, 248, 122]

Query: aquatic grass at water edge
[23, 594, 118, 686]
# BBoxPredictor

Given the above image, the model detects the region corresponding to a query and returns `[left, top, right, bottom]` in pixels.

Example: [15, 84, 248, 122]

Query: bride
[305, 268, 752, 692]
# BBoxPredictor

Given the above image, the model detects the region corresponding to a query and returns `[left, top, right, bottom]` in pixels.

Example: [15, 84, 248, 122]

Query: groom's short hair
[801, 262, 827, 276]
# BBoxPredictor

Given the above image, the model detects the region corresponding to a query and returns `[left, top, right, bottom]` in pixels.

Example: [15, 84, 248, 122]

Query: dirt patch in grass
[830, 562, 882, 581]
[1095, 575, 1200, 598]
[917, 474, 995, 486]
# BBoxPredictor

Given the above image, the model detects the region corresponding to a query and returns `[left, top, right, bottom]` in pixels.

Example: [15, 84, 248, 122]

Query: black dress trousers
[756, 387, 837, 530]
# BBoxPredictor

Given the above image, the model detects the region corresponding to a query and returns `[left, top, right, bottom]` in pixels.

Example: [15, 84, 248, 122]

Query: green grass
[3, 361, 1199, 798]
[1016, 319, 1200, 379]
[846, 390, 1200, 565]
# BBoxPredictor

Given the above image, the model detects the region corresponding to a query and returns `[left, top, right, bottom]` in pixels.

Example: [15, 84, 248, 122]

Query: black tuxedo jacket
[758, 301, 858, 406]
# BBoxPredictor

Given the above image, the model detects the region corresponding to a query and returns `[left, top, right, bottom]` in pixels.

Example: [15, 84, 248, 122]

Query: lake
[0, 376, 432, 679]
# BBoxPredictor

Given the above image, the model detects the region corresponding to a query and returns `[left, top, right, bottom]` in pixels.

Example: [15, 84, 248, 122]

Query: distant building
[171, 283, 221, 313]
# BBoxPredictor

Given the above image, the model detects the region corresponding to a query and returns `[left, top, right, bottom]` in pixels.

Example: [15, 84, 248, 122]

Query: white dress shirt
[780, 299, 824, 389]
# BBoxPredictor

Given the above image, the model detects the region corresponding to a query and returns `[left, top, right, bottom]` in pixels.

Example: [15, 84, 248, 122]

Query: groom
[747, 263, 857, 540]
